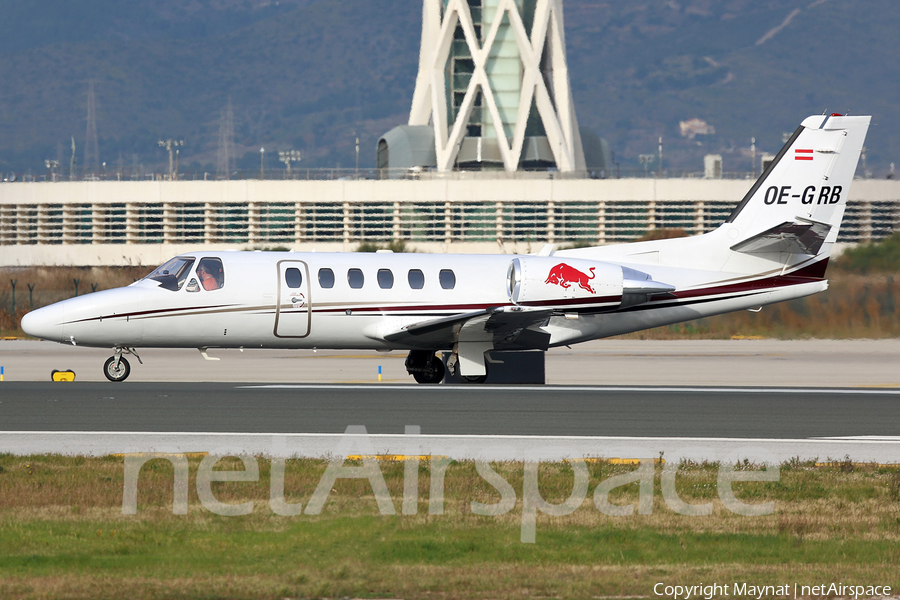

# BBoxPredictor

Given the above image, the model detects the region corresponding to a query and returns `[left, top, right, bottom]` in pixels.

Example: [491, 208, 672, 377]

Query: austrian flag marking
[795, 149, 814, 161]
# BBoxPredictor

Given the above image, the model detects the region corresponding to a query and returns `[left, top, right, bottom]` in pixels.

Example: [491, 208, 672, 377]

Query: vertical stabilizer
[724, 114, 870, 266]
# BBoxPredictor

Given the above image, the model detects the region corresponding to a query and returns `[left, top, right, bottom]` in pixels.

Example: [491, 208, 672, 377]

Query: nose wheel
[103, 356, 130, 382]
[103, 347, 142, 382]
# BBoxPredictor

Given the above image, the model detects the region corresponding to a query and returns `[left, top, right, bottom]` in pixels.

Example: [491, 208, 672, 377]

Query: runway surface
[1, 382, 898, 463]
[2, 338, 900, 387]
[2, 340, 898, 461]
[2, 382, 899, 438]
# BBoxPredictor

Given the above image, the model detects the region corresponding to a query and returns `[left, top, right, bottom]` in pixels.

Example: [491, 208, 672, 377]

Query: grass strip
[1, 454, 899, 599]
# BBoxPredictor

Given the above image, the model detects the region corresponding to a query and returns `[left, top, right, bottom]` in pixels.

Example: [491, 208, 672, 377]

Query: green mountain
[0, 0, 897, 175]
[564, 0, 900, 175]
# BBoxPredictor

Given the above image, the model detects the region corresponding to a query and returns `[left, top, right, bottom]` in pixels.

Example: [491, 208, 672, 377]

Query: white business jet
[22, 114, 870, 383]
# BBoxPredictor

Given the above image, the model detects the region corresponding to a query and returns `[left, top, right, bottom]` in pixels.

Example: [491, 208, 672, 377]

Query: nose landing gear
[103, 347, 142, 382]
[405, 350, 445, 384]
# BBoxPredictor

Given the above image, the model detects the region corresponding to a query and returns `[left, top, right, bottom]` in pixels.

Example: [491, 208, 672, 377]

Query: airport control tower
[378, 0, 586, 174]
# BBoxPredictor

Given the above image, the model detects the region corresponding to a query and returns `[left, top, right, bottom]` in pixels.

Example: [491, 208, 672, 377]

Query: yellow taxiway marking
[346, 455, 449, 462]
[109, 452, 209, 459]
[582, 457, 666, 465]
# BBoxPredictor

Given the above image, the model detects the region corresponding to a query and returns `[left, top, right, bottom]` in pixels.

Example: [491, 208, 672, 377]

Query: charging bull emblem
[545, 263, 596, 294]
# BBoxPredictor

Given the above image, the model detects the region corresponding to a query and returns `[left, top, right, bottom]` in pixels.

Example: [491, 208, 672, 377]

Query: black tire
[413, 358, 445, 384]
[452, 360, 488, 384]
[103, 356, 131, 382]
[460, 372, 487, 384]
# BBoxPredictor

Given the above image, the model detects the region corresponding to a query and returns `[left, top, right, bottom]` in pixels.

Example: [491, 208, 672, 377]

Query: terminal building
[0, 0, 898, 266]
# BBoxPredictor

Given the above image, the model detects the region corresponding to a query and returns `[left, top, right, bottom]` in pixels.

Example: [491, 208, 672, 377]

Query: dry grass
[623, 272, 900, 339]
[3, 563, 897, 600]
[0, 266, 148, 336]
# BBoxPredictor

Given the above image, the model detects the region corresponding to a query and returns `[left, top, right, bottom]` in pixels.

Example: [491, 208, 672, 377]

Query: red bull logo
[545, 263, 596, 294]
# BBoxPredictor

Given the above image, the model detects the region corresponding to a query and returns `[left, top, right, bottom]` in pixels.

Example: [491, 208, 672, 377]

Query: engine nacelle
[507, 257, 676, 310]
[507, 257, 624, 309]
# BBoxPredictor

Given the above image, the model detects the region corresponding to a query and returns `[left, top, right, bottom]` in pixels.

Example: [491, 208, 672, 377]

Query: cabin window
[377, 269, 394, 289]
[408, 269, 425, 289]
[285, 267, 303, 289]
[318, 268, 335, 289]
[145, 256, 195, 291]
[196, 257, 224, 291]
[439, 269, 456, 290]
[348, 268, 365, 289]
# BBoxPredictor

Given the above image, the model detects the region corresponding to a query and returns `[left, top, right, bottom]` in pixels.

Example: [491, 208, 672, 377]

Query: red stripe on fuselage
[645, 261, 828, 307]
[64, 304, 236, 325]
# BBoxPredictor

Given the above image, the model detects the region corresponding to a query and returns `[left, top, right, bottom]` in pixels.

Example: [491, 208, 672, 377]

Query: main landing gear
[405, 350, 489, 384]
[103, 347, 142, 382]
[405, 350, 445, 384]
[446, 352, 487, 384]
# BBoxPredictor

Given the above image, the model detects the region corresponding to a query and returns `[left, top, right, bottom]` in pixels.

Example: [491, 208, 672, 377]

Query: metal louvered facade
[2, 179, 897, 266]
[408, 0, 585, 172]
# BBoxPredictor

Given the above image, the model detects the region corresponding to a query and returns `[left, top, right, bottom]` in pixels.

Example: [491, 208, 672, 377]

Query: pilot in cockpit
[196, 259, 224, 291]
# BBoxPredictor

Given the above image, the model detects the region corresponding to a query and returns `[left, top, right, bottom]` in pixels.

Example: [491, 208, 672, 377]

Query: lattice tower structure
[84, 80, 100, 174]
[217, 98, 236, 179]
[409, 0, 585, 172]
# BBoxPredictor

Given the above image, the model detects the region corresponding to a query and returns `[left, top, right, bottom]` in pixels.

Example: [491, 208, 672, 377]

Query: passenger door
[274, 260, 311, 338]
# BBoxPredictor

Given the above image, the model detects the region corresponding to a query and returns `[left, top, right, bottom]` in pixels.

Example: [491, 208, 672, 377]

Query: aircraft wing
[380, 306, 553, 350]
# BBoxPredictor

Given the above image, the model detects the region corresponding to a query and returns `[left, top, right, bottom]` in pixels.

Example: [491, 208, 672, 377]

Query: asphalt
[1, 382, 898, 439]
[3, 338, 900, 387]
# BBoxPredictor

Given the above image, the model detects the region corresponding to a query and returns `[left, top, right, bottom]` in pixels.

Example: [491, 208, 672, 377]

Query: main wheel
[447, 357, 488, 384]
[413, 358, 445, 384]
[103, 356, 131, 382]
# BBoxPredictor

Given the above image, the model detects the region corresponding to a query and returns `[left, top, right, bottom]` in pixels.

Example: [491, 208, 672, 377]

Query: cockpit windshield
[144, 257, 195, 291]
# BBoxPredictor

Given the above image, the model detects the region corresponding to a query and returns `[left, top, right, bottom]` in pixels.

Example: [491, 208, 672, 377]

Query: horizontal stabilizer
[730, 217, 831, 256]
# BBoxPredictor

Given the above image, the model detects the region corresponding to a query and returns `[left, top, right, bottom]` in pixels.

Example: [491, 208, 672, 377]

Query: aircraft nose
[21, 303, 66, 342]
